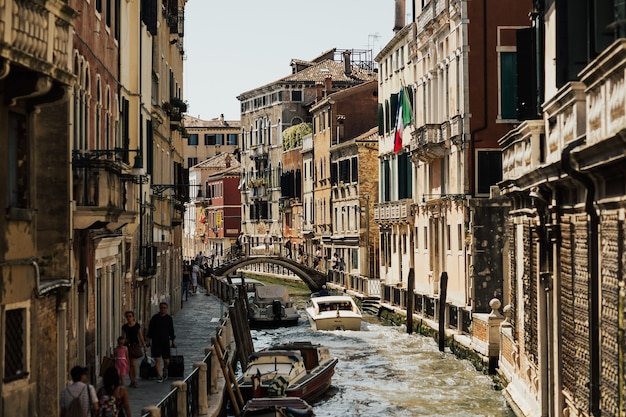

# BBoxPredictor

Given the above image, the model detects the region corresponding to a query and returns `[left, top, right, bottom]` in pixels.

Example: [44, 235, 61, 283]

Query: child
[114, 336, 129, 386]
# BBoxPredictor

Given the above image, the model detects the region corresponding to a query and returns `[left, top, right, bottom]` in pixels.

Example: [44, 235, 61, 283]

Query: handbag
[99, 355, 115, 377]
[129, 343, 143, 358]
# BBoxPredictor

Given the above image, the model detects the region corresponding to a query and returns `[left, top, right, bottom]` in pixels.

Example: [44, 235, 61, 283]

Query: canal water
[240, 312, 515, 417]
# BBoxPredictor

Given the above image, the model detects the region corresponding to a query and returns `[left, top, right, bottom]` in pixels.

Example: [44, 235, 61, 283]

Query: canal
[233, 290, 515, 417]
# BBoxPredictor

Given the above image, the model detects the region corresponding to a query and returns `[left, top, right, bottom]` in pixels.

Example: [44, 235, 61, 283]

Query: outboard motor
[272, 299, 282, 320]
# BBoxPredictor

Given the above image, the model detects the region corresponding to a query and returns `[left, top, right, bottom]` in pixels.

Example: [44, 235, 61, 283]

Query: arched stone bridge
[211, 255, 327, 292]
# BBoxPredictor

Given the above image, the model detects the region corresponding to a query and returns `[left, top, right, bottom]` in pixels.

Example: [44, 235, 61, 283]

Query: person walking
[263, 231, 271, 255]
[191, 260, 201, 295]
[121, 311, 146, 388]
[182, 261, 191, 301]
[60, 365, 99, 417]
[114, 336, 129, 386]
[97, 367, 131, 417]
[146, 302, 176, 383]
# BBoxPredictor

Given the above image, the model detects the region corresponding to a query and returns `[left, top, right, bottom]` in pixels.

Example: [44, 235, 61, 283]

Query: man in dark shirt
[147, 302, 176, 382]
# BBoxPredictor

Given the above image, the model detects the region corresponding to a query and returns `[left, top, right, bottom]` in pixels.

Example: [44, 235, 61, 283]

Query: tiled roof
[192, 152, 241, 170]
[238, 59, 377, 98]
[280, 59, 376, 84]
[183, 115, 241, 128]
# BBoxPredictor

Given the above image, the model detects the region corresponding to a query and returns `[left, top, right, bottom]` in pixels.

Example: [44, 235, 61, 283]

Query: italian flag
[394, 87, 412, 154]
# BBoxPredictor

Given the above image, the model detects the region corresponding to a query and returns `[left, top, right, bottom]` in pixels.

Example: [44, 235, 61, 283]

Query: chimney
[324, 76, 332, 96]
[394, 0, 405, 32]
[225, 154, 231, 168]
[343, 50, 352, 76]
[316, 82, 324, 101]
[219, 114, 225, 124]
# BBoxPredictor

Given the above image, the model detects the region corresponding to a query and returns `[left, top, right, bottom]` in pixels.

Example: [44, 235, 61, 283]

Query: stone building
[497, 1, 626, 416]
[182, 114, 241, 169]
[237, 49, 377, 252]
[186, 153, 241, 261]
[1, 0, 190, 414]
[309, 80, 379, 279]
[375, 0, 527, 342]
[0, 2, 76, 415]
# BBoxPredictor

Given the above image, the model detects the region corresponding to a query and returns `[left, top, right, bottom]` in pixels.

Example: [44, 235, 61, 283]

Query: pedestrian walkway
[128, 289, 227, 417]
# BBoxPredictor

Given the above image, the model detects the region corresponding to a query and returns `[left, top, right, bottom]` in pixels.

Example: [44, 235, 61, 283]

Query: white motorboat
[305, 294, 362, 331]
[248, 285, 300, 329]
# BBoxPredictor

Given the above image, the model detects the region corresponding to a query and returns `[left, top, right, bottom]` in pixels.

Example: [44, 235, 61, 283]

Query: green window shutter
[501, 52, 517, 120]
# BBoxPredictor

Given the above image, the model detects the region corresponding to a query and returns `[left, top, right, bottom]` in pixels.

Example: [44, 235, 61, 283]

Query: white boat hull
[305, 295, 362, 331]
[306, 311, 362, 331]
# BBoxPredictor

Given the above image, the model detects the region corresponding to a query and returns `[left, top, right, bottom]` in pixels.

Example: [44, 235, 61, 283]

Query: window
[476, 150, 502, 195]
[291, 91, 302, 102]
[187, 157, 197, 167]
[8, 112, 28, 209]
[188, 134, 198, 145]
[4, 307, 28, 382]
[215, 134, 224, 145]
[204, 134, 215, 145]
[227, 133, 238, 145]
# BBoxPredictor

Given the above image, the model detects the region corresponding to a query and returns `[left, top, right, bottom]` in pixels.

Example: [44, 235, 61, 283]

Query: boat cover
[254, 285, 290, 303]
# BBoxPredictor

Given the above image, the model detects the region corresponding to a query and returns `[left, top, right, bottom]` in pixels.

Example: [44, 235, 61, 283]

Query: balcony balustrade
[410, 123, 449, 162]
[72, 155, 138, 230]
[2, 0, 76, 86]
[374, 199, 413, 223]
[249, 144, 269, 160]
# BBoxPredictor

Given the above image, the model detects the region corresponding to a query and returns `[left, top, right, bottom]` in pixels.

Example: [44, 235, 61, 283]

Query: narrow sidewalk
[128, 290, 227, 417]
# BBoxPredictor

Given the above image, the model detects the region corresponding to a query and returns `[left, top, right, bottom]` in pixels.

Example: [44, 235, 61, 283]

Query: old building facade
[375, 0, 527, 342]
[310, 80, 380, 281]
[186, 153, 241, 261]
[182, 114, 241, 169]
[237, 49, 377, 253]
[498, 1, 626, 416]
[1, 0, 189, 414]
[0, 1, 76, 415]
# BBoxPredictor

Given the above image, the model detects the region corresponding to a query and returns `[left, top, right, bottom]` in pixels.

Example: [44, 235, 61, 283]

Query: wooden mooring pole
[406, 269, 414, 334]
[438, 272, 448, 352]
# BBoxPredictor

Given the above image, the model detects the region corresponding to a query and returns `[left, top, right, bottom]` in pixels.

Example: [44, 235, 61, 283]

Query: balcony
[1, 0, 76, 87]
[374, 199, 413, 224]
[499, 120, 545, 185]
[72, 152, 138, 230]
[410, 124, 449, 162]
[249, 144, 269, 161]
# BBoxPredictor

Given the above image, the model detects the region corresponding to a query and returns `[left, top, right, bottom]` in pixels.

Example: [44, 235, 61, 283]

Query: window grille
[4, 308, 27, 382]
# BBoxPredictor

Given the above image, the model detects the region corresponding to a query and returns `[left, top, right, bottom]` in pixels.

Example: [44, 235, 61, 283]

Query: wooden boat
[248, 285, 300, 329]
[237, 341, 338, 403]
[241, 397, 314, 417]
[305, 295, 362, 331]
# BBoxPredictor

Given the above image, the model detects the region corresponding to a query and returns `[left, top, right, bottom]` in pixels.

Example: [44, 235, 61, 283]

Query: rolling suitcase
[168, 349, 185, 378]
[140, 354, 157, 379]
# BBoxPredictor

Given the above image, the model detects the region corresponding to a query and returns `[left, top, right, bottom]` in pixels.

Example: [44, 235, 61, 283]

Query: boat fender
[285, 407, 311, 416]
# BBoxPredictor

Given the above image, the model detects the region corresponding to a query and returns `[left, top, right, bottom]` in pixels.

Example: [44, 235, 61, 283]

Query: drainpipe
[561, 137, 600, 417]
[1, 258, 72, 297]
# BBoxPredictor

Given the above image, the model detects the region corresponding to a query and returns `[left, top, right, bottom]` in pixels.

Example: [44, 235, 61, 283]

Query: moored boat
[237, 341, 338, 404]
[248, 285, 300, 329]
[305, 295, 362, 331]
[240, 397, 314, 417]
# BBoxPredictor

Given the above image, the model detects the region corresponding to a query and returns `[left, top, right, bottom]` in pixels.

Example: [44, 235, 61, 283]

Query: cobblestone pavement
[128, 289, 227, 417]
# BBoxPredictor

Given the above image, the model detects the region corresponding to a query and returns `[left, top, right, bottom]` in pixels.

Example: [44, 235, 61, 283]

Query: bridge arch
[211, 255, 326, 292]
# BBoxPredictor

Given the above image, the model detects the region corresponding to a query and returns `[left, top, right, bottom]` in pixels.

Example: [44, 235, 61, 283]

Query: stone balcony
[410, 123, 449, 162]
[374, 198, 413, 224]
[249, 144, 269, 161]
[1, 0, 76, 86]
[72, 151, 138, 230]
